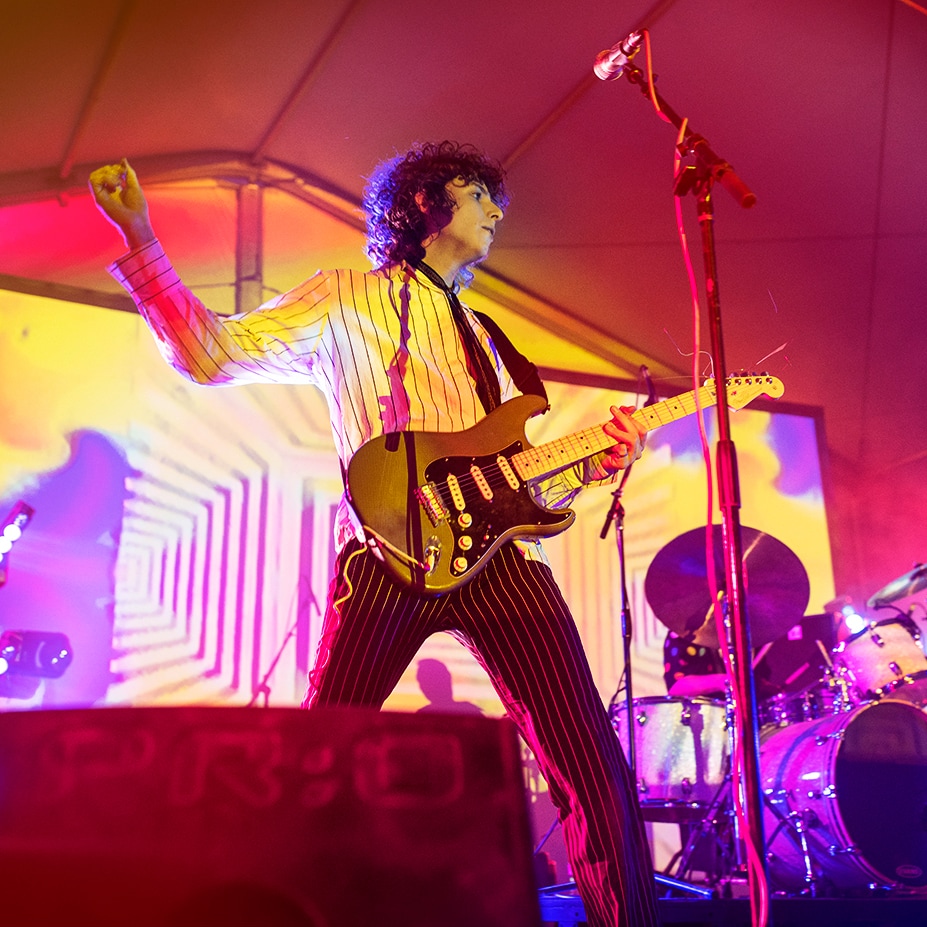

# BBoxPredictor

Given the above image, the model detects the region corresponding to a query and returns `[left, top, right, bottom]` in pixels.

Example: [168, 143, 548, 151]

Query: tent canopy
[2, 0, 925, 603]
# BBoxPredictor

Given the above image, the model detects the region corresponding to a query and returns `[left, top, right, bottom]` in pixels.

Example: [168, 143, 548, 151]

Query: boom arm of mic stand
[621, 64, 757, 209]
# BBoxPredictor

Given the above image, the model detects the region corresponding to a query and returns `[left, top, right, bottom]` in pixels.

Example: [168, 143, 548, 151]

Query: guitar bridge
[415, 483, 449, 526]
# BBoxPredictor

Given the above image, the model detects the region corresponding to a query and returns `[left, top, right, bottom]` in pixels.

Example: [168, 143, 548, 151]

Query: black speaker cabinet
[0, 706, 541, 927]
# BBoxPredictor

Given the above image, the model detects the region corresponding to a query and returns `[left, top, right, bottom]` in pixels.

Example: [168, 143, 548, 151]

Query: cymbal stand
[601, 462, 637, 781]
[602, 365, 657, 782]
[761, 797, 820, 896]
[669, 782, 736, 887]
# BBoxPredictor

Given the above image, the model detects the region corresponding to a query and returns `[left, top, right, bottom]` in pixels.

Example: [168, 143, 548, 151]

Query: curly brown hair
[363, 141, 508, 278]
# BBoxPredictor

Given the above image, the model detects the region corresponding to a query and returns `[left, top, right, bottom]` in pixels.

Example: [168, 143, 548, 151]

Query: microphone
[641, 365, 658, 407]
[593, 31, 644, 81]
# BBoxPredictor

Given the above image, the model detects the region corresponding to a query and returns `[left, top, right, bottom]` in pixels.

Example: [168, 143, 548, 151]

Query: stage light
[841, 606, 867, 635]
[3, 523, 23, 542]
[0, 630, 73, 679]
[0, 501, 34, 588]
[824, 593, 869, 637]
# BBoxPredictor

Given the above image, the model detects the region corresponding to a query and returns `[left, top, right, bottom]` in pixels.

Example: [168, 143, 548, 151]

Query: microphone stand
[247, 617, 299, 708]
[247, 581, 320, 708]
[616, 60, 769, 912]
[601, 462, 637, 782]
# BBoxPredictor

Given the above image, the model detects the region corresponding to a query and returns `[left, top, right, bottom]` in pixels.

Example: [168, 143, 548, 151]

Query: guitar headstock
[705, 373, 785, 410]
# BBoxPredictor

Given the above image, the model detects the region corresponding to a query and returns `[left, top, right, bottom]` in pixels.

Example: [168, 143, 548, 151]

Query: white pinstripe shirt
[110, 239, 612, 556]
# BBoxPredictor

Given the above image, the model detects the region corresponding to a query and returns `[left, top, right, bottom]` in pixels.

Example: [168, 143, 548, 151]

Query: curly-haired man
[90, 141, 657, 927]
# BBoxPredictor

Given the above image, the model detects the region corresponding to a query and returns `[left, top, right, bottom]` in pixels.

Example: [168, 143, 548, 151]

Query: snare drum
[832, 617, 927, 701]
[612, 696, 729, 822]
[761, 699, 927, 890]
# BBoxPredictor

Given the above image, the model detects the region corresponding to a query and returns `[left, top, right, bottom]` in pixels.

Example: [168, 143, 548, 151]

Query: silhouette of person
[415, 658, 483, 715]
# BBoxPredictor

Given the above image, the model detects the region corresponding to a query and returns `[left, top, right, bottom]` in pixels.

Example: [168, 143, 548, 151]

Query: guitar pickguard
[420, 441, 566, 582]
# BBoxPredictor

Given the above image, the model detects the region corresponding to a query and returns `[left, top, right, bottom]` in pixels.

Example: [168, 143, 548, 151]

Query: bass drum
[761, 699, 927, 891]
[612, 696, 729, 823]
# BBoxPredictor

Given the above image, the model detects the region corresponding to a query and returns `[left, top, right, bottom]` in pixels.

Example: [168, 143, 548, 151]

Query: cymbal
[867, 563, 927, 608]
[644, 525, 810, 650]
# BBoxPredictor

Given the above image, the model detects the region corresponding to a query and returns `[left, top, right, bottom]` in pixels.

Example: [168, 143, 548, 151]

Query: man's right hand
[88, 158, 155, 251]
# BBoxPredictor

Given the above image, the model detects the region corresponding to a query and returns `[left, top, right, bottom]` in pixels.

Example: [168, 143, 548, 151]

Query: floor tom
[612, 695, 729, 823]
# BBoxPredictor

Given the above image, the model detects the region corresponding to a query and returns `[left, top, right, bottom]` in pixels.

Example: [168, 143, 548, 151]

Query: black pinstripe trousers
[303, 539, 659, 927]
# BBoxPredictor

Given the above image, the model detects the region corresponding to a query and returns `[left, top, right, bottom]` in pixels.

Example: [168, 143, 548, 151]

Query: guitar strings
[422, 380, 740, 515]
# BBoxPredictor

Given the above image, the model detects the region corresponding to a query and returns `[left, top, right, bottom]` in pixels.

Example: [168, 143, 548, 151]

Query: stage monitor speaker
[0, 706, 542, 927]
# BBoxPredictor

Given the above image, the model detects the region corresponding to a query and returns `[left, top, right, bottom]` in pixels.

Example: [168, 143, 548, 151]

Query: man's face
[428, 177, 504, 267]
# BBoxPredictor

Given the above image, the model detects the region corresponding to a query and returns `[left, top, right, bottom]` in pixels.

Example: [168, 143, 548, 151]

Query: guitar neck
[512, 382, 719, 483]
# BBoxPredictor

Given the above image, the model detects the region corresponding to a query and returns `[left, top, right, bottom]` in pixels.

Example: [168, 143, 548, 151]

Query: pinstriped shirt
[109, 239, 610, 556]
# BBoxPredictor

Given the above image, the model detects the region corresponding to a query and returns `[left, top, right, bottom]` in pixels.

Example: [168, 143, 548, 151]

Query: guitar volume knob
[452, 556, 468, 573]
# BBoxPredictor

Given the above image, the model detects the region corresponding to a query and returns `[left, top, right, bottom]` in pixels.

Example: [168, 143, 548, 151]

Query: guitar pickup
[415, 483, 449, 526]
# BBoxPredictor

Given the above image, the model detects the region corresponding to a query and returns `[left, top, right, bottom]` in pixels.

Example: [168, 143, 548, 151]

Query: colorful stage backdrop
[0, 288, 834, 716]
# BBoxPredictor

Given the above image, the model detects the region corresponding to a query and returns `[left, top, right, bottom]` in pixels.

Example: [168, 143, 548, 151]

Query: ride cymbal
[644, 525, 810, 650]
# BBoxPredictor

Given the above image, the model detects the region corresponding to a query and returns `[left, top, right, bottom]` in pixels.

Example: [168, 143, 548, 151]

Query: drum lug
[827, 843, 860, 858]
[814, 730, 845, 746]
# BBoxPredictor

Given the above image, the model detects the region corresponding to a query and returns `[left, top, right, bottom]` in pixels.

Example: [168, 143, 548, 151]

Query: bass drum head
[835, 700, 927, 887]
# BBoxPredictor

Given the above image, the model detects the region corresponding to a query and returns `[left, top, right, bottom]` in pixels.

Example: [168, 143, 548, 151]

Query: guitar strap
[415, 259, 548, 409]
[471, 309, 548, 406]
[416, 261, 502, 414]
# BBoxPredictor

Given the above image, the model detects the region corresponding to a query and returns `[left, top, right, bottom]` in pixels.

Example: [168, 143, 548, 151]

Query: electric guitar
[347, 375, 784, 595]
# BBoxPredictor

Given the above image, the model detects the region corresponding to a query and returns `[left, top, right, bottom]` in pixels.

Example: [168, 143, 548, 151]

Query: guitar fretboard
[511, 382, 720, 482]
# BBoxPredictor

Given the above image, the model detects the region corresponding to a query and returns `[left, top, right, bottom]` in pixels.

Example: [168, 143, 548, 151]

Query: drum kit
[611, 527, 927, 896]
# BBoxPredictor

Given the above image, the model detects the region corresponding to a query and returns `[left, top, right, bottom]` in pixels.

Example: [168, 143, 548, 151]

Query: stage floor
[539, 890, 927, 926]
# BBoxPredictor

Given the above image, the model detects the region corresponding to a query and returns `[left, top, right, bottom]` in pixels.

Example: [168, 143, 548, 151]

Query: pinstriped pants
[303, 539, 659, 927]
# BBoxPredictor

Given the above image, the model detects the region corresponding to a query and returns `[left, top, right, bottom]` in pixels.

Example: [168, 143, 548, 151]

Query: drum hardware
[756, 663, 854, 734]
[825, 843, 862, 859]
[762, 803, 818, 895]
[866, 562, 927, 608]
[813, 733, 844, 749]
[665, 776, 738, 886]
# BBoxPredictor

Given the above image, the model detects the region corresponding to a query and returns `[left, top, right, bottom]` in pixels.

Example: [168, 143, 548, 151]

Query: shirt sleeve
[109, 239, 331, 387]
